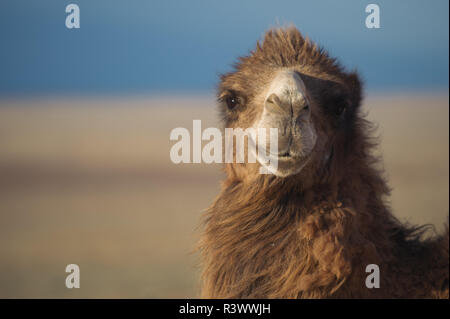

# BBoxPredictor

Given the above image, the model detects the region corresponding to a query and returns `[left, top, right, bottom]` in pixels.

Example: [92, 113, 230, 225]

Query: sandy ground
[0, 93, 448, 298]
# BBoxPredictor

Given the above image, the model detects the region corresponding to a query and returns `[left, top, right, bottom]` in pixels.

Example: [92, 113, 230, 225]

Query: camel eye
[336, 104, 346, 116]
[334, 98, 349, 117]
[225, 94, 240, 110]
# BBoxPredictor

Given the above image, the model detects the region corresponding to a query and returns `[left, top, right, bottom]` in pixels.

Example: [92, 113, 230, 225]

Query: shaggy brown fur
[199, 27, 449, 298]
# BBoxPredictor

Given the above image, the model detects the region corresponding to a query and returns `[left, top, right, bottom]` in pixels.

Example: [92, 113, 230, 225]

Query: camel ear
[346, 72, 363, 109]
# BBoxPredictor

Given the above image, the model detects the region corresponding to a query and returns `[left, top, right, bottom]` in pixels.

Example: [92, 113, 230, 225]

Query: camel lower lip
[279, 155, 301, 161]
[262, 152, 301, 161]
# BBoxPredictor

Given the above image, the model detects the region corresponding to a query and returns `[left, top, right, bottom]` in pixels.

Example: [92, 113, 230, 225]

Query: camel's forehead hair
[220, 27, 347, 96]
[244, 27, 343, 75]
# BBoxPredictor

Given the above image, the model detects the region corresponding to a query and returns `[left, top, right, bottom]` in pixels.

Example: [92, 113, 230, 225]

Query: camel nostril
[266, 93, 280, 105]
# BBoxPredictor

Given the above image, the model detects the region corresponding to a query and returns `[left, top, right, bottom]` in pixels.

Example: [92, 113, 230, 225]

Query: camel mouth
[248, 134, 313, 176]
[260, 148, 304, 161]
[257, 148, 300, 162]
[257, 149, 312, 176]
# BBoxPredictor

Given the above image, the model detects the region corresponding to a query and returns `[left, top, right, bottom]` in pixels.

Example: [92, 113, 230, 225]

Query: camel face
[218, 27, 361, 178]
[219, 68, 337, 177]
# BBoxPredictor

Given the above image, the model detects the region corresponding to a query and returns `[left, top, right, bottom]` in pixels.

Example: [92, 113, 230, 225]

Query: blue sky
[0, 0, 448, 96]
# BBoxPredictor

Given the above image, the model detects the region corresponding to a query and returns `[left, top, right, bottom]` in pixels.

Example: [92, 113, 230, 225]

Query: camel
[199, 26, 449, 298]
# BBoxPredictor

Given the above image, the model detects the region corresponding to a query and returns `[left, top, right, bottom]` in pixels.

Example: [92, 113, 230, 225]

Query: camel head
[218, 27, 363, 180]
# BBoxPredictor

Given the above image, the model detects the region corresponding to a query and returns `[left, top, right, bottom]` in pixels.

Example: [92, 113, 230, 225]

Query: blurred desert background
[0, 93, 448, 298]
[0, 0, 447, 300]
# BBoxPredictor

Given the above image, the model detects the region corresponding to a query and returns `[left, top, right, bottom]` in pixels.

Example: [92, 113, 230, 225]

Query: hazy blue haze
[0, 0, 448, 96]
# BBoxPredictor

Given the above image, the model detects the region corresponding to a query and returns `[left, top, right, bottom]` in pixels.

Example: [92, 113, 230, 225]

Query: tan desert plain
[0, 92, 448, 297]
